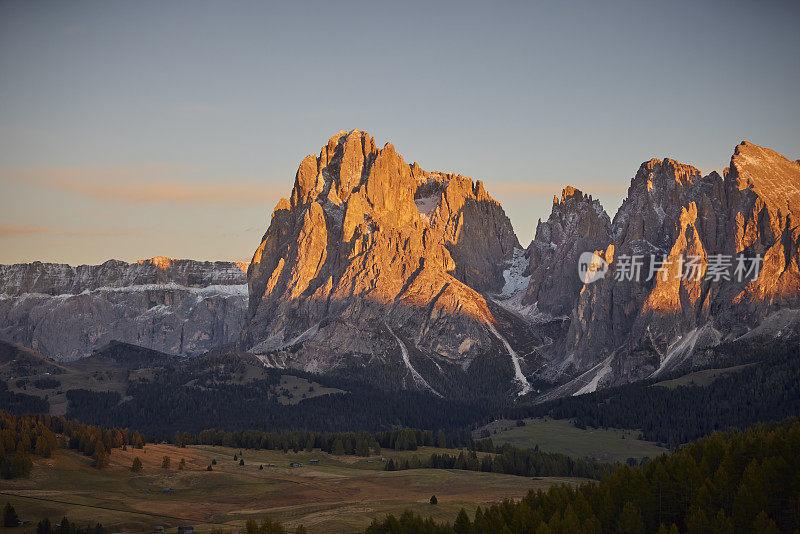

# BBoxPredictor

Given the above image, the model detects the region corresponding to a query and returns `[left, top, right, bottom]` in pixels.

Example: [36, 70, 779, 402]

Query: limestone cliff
[0, 258, 248, 360]
[240, 130, 531, 397]
[534, 142, 800, 397]
[523, 186, 612, 318]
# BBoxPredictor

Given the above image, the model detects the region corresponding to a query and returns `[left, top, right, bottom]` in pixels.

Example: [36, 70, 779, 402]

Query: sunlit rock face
[538, 142, 800, 394]
[242, 134, 800, 399]
[720, 142, 800, 311]
[240, 130, 530, 395]
[0, 258, 249, 360]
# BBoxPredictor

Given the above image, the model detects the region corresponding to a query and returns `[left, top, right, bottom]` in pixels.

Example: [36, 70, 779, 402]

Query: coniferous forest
[1, 312, 799, 533]
[40, 339, 799, 448]
[500, 341, 800, 447]
[365, 418, 800, 533]
[5, 407, 800, 531]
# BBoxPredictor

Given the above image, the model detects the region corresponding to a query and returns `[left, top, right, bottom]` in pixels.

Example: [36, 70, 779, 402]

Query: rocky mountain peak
[542, 141, 800, 395]
[139, 256, 175, 270]
[612, 157, 712, 254]
[728, 140, 800, 216]
[240, 131, 528, 397]
[522, 186, 611, 318]
[558, 185, 585, 204]
[290, 129, 379, 208]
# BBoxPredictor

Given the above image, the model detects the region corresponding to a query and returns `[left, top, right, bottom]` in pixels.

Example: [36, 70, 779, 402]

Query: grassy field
[653, 363, 755, 389]
[0, 443, 585, 533]
[475, 417, 668, 463]
[274, 374, 344, 405]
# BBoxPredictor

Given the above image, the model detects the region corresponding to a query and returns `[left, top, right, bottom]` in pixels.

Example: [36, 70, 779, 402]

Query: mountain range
[2, 131, 798, 404]
[0, 257, 248, 360]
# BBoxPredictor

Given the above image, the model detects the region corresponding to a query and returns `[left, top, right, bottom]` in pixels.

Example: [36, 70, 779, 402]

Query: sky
[1, 0, 799, 265]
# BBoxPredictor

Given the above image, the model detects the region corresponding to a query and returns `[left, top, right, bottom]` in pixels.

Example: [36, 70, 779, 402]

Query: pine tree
[751, 511, 779, 534]
[436, 430, 447, 448]
[178, 458, 186, 470]
[161, 456, 171, 469]
[617, 501, 645, 534]
[93, 446, 110, 469]
[454, 508, 471, 534]
[131, 457, 143, 472]
[36, 517, 52, 534]
[2, 503, 18, 527]
[243, 518, 258, 534]
[709, 510, 734, 534]
[429, 495, 438, 505]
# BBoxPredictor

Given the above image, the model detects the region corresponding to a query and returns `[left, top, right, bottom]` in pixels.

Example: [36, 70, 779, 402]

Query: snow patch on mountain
[650, 325, 722, 378]
[1, 283, 248, 301]
[498, 248, 531, 298]
[573, 356, 613, 395]
[386, 322, 442, 397]
[493, 293, 565, 324]
[415, 195, 440, 224]
[485, 320, 532, 396]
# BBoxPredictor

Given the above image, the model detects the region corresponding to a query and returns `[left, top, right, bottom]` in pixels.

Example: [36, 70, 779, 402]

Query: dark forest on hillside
[366, 418, 800, 533]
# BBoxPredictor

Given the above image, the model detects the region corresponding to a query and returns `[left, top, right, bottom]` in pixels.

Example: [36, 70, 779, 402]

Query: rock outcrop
[240, 130, 531, 397]
[523, 186, 612, 318]
[0, 258, 248, 360]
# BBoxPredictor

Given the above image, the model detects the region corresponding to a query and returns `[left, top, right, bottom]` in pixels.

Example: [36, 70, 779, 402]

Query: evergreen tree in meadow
[2, 503, 18, 527]
[36, 517, 51, 534]
[131, 457, 143, 472]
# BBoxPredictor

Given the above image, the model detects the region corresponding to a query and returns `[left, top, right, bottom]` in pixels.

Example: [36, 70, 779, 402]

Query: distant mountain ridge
[0, 257, 249, 360]
[0, 256, 248, 296]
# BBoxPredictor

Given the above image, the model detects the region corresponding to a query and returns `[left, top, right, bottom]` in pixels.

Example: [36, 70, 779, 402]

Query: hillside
[367, 417, 800, 533]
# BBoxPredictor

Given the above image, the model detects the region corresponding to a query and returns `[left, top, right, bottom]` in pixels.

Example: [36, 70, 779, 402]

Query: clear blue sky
[1, 0, 798, 264]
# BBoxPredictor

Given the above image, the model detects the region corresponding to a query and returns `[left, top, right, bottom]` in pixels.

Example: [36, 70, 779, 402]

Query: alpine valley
[2, 131, 800, 430]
